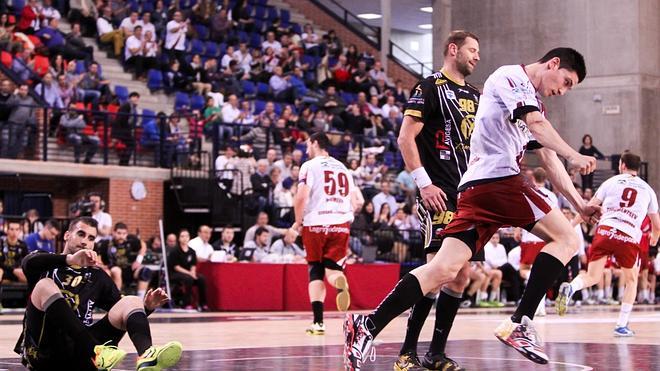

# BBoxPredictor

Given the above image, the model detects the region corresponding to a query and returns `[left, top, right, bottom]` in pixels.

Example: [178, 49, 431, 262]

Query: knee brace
[322, 258, 343, 272]
[308, 262, 325, 282]
[138, 267, 152, 282]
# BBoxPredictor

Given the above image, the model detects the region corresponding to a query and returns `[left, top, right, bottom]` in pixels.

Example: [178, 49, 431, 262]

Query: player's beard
[456, 51, 473, 77]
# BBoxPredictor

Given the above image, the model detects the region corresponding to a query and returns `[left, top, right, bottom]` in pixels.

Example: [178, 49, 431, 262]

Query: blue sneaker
[555, 282, 573, 316]
[613, 326, 635, 337]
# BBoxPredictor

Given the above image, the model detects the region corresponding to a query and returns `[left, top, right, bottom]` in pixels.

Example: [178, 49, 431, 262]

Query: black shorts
[424, 197, 485, 261]
[21, 302, 126, 370]
[0, 266, 21, 281]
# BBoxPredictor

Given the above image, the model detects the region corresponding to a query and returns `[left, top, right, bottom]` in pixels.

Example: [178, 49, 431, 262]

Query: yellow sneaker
[136, 341, 183, 371]
[93, 343, 127, 370]
[335, 275, 351, 312]
[494, 317, 517, 343]
[305, 322, 326, 335]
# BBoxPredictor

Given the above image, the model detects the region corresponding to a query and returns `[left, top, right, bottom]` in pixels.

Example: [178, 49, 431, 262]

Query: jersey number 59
[324, 170, 350, 196]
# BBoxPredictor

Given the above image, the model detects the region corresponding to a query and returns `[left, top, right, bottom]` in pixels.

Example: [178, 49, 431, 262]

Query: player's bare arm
[524, 111, 596, 175]
[536, 147, 601, 223]
[648, 212, 660, 246]
[397, 115, 447, 212]
[350, 186, 365, 212]
[292, 182, 310, 233]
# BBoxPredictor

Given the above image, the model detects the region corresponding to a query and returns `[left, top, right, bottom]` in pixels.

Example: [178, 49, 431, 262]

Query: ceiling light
[418, 24, 433, 30]
[357, 13, 382, 20]
[420, 7, 433, 13]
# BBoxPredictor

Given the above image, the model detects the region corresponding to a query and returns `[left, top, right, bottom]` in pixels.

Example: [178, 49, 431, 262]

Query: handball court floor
[0, 305, 659, 370]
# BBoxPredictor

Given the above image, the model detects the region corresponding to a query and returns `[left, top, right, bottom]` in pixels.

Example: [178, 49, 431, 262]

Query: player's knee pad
[322, 258, 343, 272]
[138, 267, 152, 282]
[308, 262, 325, 281]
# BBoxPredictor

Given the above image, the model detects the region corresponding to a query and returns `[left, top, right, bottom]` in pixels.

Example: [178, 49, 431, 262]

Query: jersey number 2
[620, 187, 637, 207]
[324, 171, 349, 196]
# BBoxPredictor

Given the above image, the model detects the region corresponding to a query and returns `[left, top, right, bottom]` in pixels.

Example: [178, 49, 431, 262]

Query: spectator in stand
[203, 96, 221, 136]
[219, 60, 246, 96]
[249, 48, 267, 82]
[392, 79, 409, 104]
[0, 80, 12, 133]
[2, 84, 36, 159]
[113, 91, 140, 166]
[243, 211, 287, 247]
[238, 100, 256, 127]
[165, 113, 191, 166]
[188, 225, 214, 262]
[578, 134, 605, 190]
[269, 230, 305, 262]
[328, 54, 352, 90]
[140, 12, 156, 39]
[89, 192, 112, 240]
[345, 44, 360, 68]
[232, 145, 257, 195]
[23, 209, 43, 234]
[352, 60, 372, 93]
[262, 31, 283, 54]
[274, 177, 295, 226]
[165, 233, 177, 250]
[301, 23, 320, 57]
[286, 164, 300, 184]
[17, 0, 41, 34]
[138, 30, 159, 80]
[355, 153, 382, 196]
[11, 47, 35, 82]
[258, 101, 278, 124]
[485, 232, 521, 303]
[119, 11, 142, 38]
[396, 168, 415, 206]
[78, 62, 111, 105]
[372, 180, 398, 217]
[109, 0, 130, 25]
[319, 85, 346, 116]
[233, 42, 252, 74]
[232, 0, 255, 32]
[292, 148, 304, 166]
[220, 45, 234, 69]
[250, 159, 273, 212]
[213, 227, 238, 261]
[191, 0, 215, 26]
[265, 148, 278, 169]
[368, 60, 389, 85]
[326, 29, 343, 57]
[60, 101, 99, 163]
[24, 219, 60, 253]
[263, 46, 280, 73]
[65, 23, 95, 60]
[166, 60, 191, 92]
[151, 0, 168, 35]
[239, 117, 279, 159]
[273, 152, 293, 179]
[246, 227, 271, 262]
[40, 0, 61, 29]
[0, 220, 28, 284]
[381, 95, 401, 120]
[215, 144, 237, 191]
[68, 0, 98, 37]
[97, 7, 125, 57]
[165, 11, 190, 74]
[210, 8, 231, 42]
[36, 18, 91, 62]
[220, 93, 241, 139]
[124, 25, 144, 74]
[35, 72, 63, 109]
[168, 228, 208, 311]
[190, 54, 213, 95]
[269, 66, 295, 103]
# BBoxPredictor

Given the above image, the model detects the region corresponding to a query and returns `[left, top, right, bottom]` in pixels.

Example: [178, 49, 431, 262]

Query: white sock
[605, 287, 613, 299]
[650, 291, 656, 302]
[616, 303, 633, 327]
[480, 291, 488, 301]
[582, 288, 590, 300]
[489, 289, 499, 302]
[570, 277, 585, 294]
[137, 290, 146, 300]
[536, 294, 546, 312]
[644, 289, 651, 301]
[596, 289, 604, 300]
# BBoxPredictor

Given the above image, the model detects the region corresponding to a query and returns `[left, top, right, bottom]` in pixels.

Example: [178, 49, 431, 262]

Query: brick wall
[107, 179, 164, 240]
[282, 0, 420, 89]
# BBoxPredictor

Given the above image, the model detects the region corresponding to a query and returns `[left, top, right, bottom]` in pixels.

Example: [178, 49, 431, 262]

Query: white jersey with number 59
[299, 155, 356, 226]
[595, 174, 658, 243]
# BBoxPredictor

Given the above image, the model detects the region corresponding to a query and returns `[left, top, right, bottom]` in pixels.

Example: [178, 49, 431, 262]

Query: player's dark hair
[532, 167, 547, 183]
[581, 134, 593, 145]
[255, 226, 269, 238]
[114, 222, 128, 231]
[6, 219, 21, 228]
[620, 150, 641, 171]
[179, 228, 189, 236]
[309, 132, 330, 150]
[538, 47, 586, 83]
[443, 30, 479, 56]
[68, 216, 98, 231]
[44, 219, 60, 231]
[198, 224, 210, 232]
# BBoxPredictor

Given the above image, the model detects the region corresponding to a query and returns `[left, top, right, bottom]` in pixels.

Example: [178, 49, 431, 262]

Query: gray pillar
[380, 0, 391, 73]
[432, 0, 452, 71]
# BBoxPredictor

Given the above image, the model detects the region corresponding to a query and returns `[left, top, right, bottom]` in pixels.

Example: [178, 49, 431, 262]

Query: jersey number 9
[620, 187, 637, 208]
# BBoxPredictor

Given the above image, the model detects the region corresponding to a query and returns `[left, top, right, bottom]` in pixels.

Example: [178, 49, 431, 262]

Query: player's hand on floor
[420, 184, 447, 212]
[144, 288, 170, 310]
[569, 154, 597, 175]
[66, 249, 98, 267]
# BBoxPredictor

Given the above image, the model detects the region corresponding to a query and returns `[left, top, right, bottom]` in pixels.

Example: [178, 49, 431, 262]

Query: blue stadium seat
[301, 55, 315, 69]
[254, 19, 264, 33]
[218, 42, 227, 55]
[291, 23, 302, 35]
[190, 39, 205, 55]
[254, 100, 266, 114]
[190, 94, 205, 110]
[238, 31, 249, 43]
[142, 1, 155, 13]
[254, 6, 267, 20]
[194, 25, 209, 40]
[12, 0, 25, 16]
[280, 9, 290, 24]
[128, 0, 139, 12]
[256, 82, 270, 97]
[174, 92, 190, 110]
[115, 85, 129, 103]
[383, 152, 394, 167]
[274, 103, 283, 115]
[249, 33, 262, 49]
[257, 0, 268, 6]
[242, 80, 256, 98]
[267, 6, 278, 21]
[146, 69, 164, 91]
[141, 109, 157, 126]
[204, 41, 218, 57]
[75, 60, 87, 74]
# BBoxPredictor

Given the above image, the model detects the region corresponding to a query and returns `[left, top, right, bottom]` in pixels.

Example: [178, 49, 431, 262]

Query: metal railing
[389, 41, 434, 78]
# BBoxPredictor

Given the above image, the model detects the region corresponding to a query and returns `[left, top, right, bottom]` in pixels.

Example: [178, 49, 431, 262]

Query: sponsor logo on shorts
[598, 228, 636, 244]
[307, 226, 350, 234]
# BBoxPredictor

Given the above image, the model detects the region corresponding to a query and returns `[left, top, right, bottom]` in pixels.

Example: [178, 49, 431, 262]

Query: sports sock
[368, 273, 423, 338]
[399, 294, 435, 355]
[596, 289, 604, 300]
[479, 291, 488, 302]
[569, 276, 585, 294]
[488, 289, 499, 302]
[511, 253, 564, 323]
[616, 303, 633, 327]
[312, 301, 324, 324]
[605, 286, 613, 300]
[44, 296, 98, 358]
[428, 288, 462, 356]
[126, 310, 153, 355]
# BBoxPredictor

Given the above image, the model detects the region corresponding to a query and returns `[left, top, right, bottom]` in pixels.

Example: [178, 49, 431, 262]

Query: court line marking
[205, 354, 593, 369]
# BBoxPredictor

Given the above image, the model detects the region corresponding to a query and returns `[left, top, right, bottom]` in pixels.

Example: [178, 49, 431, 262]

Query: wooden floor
[0, 304, 659, 370]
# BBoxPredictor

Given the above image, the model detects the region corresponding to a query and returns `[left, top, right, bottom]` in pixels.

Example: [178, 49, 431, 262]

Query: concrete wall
[448, 0, 660, 189]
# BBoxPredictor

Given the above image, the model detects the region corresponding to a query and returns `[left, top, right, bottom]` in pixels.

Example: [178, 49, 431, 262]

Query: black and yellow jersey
[403, 71, 480, 200]
[0, 238, 28, 270]
[96, 235, 142, 269]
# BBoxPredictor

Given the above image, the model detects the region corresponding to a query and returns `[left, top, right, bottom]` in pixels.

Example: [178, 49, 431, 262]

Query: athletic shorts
[589, 226, 640, 269]
[21, 302, 125, 370]
[425, 197, 485, 261]
[520, 242, 546, 265]
[302, 223, 350, 263]
[441, 174, 553, 257]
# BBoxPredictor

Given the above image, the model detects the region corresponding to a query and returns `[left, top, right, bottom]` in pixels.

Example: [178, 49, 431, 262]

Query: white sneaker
[306, 322, 325, 335]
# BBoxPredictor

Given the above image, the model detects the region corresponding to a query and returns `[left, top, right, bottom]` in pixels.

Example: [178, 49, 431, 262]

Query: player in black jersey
[0, 220, 29, 283]
[97, 222, 152, 299]
[15, 217, 182, 371]
[343, 31, 481, 371]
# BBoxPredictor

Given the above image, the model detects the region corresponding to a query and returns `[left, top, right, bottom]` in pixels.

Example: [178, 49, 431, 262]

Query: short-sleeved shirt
[0, 239, 28, 269]
[299, 155, 356, 226]
[168, 246, 197, 271]
[459, 65, 544, 191]
[595, 174, 658, 243]
[124, 35, 142, 60]
[96, 237, 141, 269]
[403, 71, 479, 200]
[165, 20, 187, 50]
[24, 232, 55, 253]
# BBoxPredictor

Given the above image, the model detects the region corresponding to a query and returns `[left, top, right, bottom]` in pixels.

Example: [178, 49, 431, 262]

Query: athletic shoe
[136, 341, 183, 371]
[556, 282, 573, 316]
[420, 352, 465, 370]
[494, 316, 548, 364]
[335, 275, 351, 312]
[343, 314, 374, 371]
[613, 326, 635, 337]
[459, 300, 472, 308]
[306, 322, 326, 335]
[93, 343, 127, 370]
[393, 351, 422, 371]
[490, 301, 505, 308]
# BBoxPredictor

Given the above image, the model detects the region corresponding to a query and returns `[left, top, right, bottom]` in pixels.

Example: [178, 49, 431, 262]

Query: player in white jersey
[556, 152, 660, 336]
[292, 132, 364, 336]
[344, 48, 600, 370]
